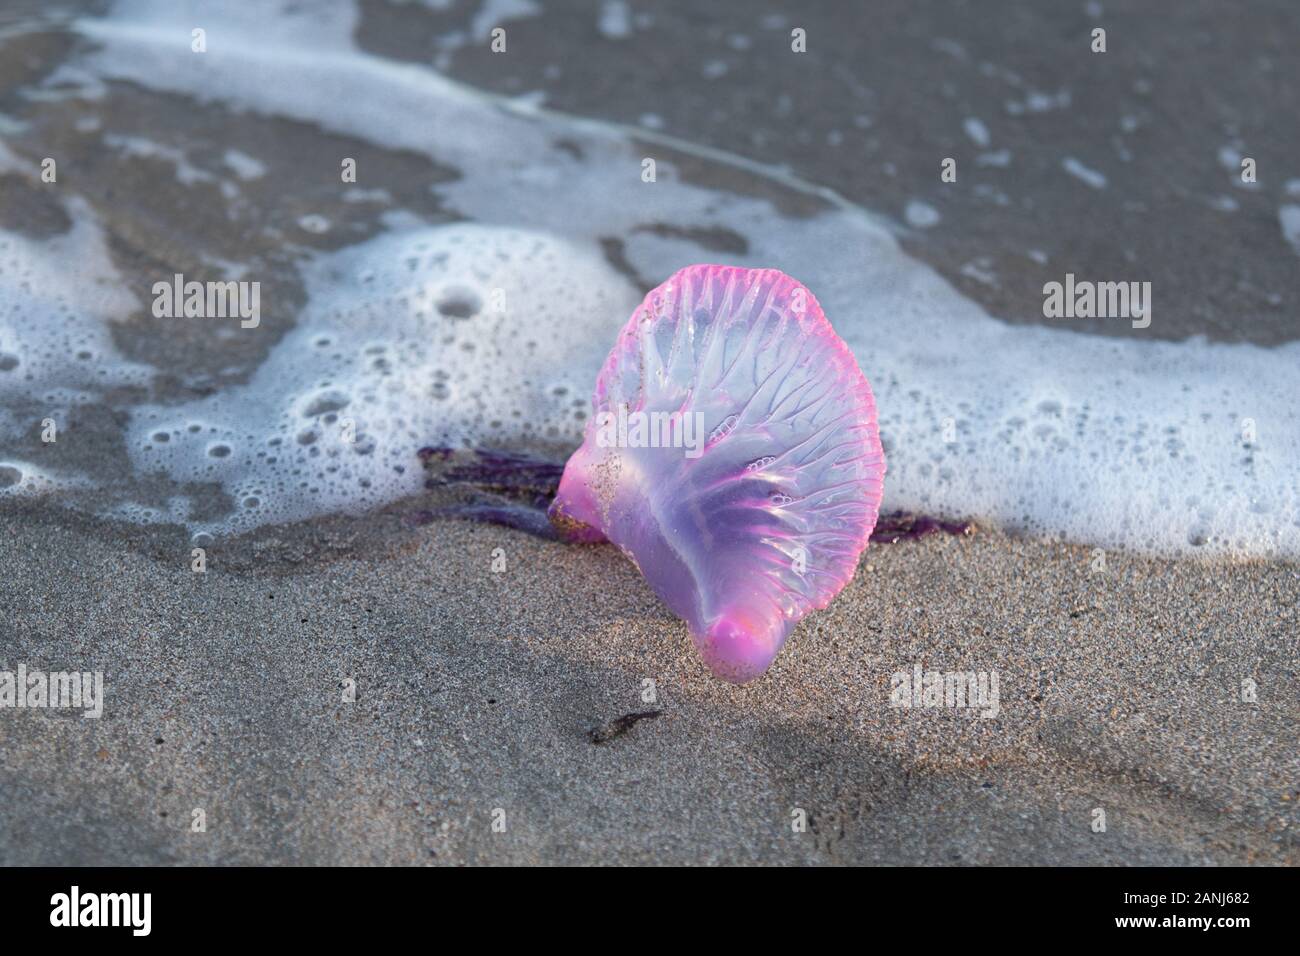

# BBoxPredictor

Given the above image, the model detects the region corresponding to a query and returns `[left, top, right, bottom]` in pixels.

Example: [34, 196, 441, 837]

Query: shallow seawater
[0, 0, 1298, 558]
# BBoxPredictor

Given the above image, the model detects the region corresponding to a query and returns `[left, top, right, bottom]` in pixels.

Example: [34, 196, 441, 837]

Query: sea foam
[3, 0, 1297, 557]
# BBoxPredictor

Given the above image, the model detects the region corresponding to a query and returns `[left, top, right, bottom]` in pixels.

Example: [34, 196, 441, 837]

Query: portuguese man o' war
[547, 265, 886, 683]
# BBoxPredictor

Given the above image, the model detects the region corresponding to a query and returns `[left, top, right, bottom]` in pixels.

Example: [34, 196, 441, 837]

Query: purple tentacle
[413, 446, 973, 546]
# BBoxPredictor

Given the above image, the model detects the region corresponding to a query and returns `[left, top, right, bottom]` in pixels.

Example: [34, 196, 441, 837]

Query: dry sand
[2, 504, 1295, 865]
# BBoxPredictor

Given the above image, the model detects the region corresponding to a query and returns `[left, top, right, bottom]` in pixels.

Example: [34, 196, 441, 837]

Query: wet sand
[362, 0, 1300, 346]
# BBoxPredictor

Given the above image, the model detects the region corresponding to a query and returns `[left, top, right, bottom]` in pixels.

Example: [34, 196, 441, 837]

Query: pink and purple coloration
[548, 265, 886, 683]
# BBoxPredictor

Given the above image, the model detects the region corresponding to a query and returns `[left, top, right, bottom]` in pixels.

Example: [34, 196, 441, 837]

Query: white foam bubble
[0, 195, 150, 412]
[0, 459, 88, 498]
[598, 0, 632, 40]
[469, 0, 540, 43]
[1061, 156, 1107, 190]
[1007, 89, 1071, 115]
[222, 149, 266, 180]
[963, 117, 989, 148]
[123, 224, 632, 534]
[103, 133, 214, 186]
[905, 201, 941, 228]
[1280, 206, 1300, 257]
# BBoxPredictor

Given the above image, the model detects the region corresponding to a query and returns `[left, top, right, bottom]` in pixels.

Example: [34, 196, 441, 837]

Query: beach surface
[1, 0, 1297, 865]
[3, 507, 1296, 865]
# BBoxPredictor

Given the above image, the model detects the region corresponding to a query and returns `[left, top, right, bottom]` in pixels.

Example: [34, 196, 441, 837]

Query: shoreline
[1, 0, 1297, 867]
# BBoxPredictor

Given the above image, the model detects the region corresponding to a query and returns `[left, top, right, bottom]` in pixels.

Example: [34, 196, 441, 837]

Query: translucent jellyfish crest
[549, 264, 886, 683]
